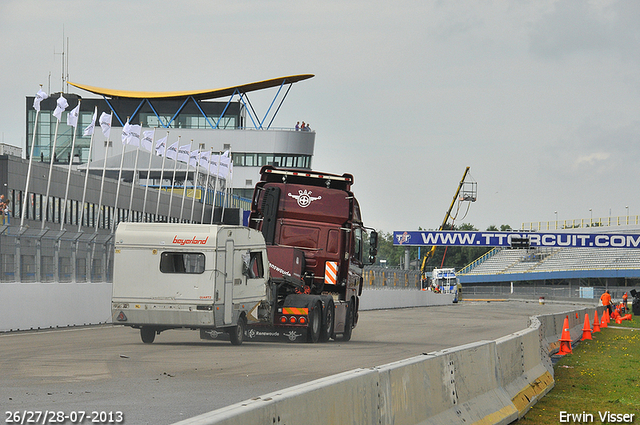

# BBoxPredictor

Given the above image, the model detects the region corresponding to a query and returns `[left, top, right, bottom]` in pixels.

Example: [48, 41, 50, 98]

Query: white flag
[33, 88, 48, 111]
[165, 140, 179, 160]
[177, 144, 191, 163]
[208, 154, 220, 175]
[127, 124, 141, 147]
[99, 112, 112, 138]
[67, 103, 80, 128]
[189, 149, 200, 168]
[219, 150, 231, 179]
[198, 150, 210, 169]
[52, 95, 68, 121]
[141, 130, 154, 152]
[83, 107, 97, 136]
[121, 120, 131, 145]
[155, 135, 168, 156]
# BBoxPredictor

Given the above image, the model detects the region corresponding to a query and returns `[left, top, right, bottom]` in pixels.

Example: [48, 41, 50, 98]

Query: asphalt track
[0, 300, 588, 425]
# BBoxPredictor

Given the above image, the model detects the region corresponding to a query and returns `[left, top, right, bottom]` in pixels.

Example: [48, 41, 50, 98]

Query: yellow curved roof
[68, 74, 314, 100]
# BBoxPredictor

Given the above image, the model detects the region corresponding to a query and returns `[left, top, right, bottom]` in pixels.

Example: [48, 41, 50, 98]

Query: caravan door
[223, 239, 234, 325]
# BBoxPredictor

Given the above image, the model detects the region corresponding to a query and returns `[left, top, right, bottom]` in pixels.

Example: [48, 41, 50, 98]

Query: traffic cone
[581, 313, 592, 341]
[601, 310, 608, 328]
[611, 309, 620, 320]
[557, 315, 572, 355]
[615, 317, 622, 325]
[605, 308, 611, 323]
[622, 314, 632, 321]
[593, 310, 601, 333]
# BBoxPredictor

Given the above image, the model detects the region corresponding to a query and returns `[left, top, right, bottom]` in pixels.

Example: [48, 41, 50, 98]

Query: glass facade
[231, 152, 311, 169]
[26, 95, 244, 164]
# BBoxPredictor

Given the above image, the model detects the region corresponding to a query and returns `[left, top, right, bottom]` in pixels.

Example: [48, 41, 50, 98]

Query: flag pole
[95, 135, 109, 230]
[210, 151, 222, 224]
[42, 94, 67, 230]
[167, 136, 181, 222]
[141, 128, 156, 221]
[77, 106, 97, 232]
[154, 131, 169, 221]
[22, 86, 47, 229]
[127, 123, 143, 222]
[179, 141, 193, 222]
[221, 151, 231, 222]
[200, 147, 214, 224]
[60, 99, 81, 232]
[111, 119, 129, 231]
[189, 146, 202, 223]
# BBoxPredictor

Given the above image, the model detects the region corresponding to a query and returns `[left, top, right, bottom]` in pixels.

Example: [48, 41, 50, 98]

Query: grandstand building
[25, 74, 315, 201]
[458, 224, 640, 299]
[0, 75, 316, 283]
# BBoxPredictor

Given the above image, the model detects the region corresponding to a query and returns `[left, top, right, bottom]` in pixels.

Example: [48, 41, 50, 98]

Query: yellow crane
[420, 167, 476, 285]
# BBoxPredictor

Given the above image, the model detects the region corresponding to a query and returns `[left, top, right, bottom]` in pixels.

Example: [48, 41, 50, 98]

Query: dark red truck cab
[248, 166, 377, 342]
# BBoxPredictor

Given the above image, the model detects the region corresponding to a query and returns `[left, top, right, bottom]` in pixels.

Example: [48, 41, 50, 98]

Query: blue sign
[393, 231, 640, 249]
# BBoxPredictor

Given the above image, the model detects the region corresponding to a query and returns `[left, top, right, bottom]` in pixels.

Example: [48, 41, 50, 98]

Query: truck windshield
[160, 252, 205, 274]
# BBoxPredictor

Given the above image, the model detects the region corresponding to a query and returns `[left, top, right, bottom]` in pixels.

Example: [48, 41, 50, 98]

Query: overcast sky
[1, 0, 639, 234]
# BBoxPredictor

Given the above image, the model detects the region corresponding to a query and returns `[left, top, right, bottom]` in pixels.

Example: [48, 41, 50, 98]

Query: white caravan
[111, 222, 269, 344]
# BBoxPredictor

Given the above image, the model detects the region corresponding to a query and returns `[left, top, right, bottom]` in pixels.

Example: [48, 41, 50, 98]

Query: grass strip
[518, 312, 639, 424]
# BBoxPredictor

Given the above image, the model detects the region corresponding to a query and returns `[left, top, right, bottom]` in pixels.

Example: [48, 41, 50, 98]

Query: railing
[522, 215, 640, 231]
[458, 247, 502, 274]
[0, 228, 114, 283]
[363, 266, 421, 289]
[462, 284, 631, 301]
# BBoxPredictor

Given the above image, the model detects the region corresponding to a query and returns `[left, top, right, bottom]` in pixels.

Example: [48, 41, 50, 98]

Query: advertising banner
[393, 231, 640, 249]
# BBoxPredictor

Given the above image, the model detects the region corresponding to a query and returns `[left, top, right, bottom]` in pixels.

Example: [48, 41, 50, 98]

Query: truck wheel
[319, 299, 334, 342]
[307, 301, 321, 343]
[229, 316, 246, 346]
[140, 327, 156, 344]
[340, 301, 354, 342]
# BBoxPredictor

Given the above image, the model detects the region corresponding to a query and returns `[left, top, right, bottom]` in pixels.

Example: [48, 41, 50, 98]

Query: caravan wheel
[229, 316, 246, 346]
[140, 327, 156, 344]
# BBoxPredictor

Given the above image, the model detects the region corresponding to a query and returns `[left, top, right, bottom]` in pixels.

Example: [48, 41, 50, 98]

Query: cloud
[574, 151, 610, 167]
[528, 0, 640, 60]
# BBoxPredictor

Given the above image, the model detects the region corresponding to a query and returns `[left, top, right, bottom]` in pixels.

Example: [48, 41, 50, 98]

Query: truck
[429, 268, 461, 302]
[111, 166, 378, 344]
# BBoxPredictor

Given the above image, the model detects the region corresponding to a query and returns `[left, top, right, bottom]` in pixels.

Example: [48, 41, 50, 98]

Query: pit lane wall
[0, 285, 451, 332]
[173, 306, 603, 425]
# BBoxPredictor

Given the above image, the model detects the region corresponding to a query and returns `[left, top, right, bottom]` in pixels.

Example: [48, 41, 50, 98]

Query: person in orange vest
[600, 290, 612, 316]
[622, 292, 628, 313]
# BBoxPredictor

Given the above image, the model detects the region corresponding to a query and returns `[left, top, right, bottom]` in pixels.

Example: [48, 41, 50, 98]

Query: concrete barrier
[360, 288, 455, 310]
[0, 282, 112, 332]
[173, 306, 601, 425]
[0, 284, 451, 332]
[170, 368, 380, 425]
[378, 341, 519, 425]
[495, 327, 553, 420]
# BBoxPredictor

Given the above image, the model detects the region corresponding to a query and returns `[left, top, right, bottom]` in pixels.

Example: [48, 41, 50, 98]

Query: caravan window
[160, 252, 205, 274]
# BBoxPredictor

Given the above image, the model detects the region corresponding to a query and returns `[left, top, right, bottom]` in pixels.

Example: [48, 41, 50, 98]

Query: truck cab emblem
[288, 190, 321, 208]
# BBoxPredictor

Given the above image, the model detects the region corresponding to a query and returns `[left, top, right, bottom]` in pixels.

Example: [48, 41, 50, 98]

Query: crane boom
[420, 167, 472, 278]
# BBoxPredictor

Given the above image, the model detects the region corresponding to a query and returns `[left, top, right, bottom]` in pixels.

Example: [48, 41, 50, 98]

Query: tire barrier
[172, 306, 599, 425]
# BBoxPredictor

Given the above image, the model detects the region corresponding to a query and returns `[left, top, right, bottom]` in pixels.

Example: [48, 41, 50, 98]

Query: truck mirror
[368, 231, 378, 263]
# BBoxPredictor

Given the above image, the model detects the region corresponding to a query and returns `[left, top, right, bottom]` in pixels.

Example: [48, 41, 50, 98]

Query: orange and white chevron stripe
[324, 261, 338, 285]
[283, 307, 308, 315]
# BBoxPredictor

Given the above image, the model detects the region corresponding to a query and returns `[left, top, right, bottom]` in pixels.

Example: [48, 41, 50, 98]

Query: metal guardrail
[0, 235, 421, 287]
[363, 266, 421, 289]
[522, 214, 640, 231]
[0, 228, 114, 283]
